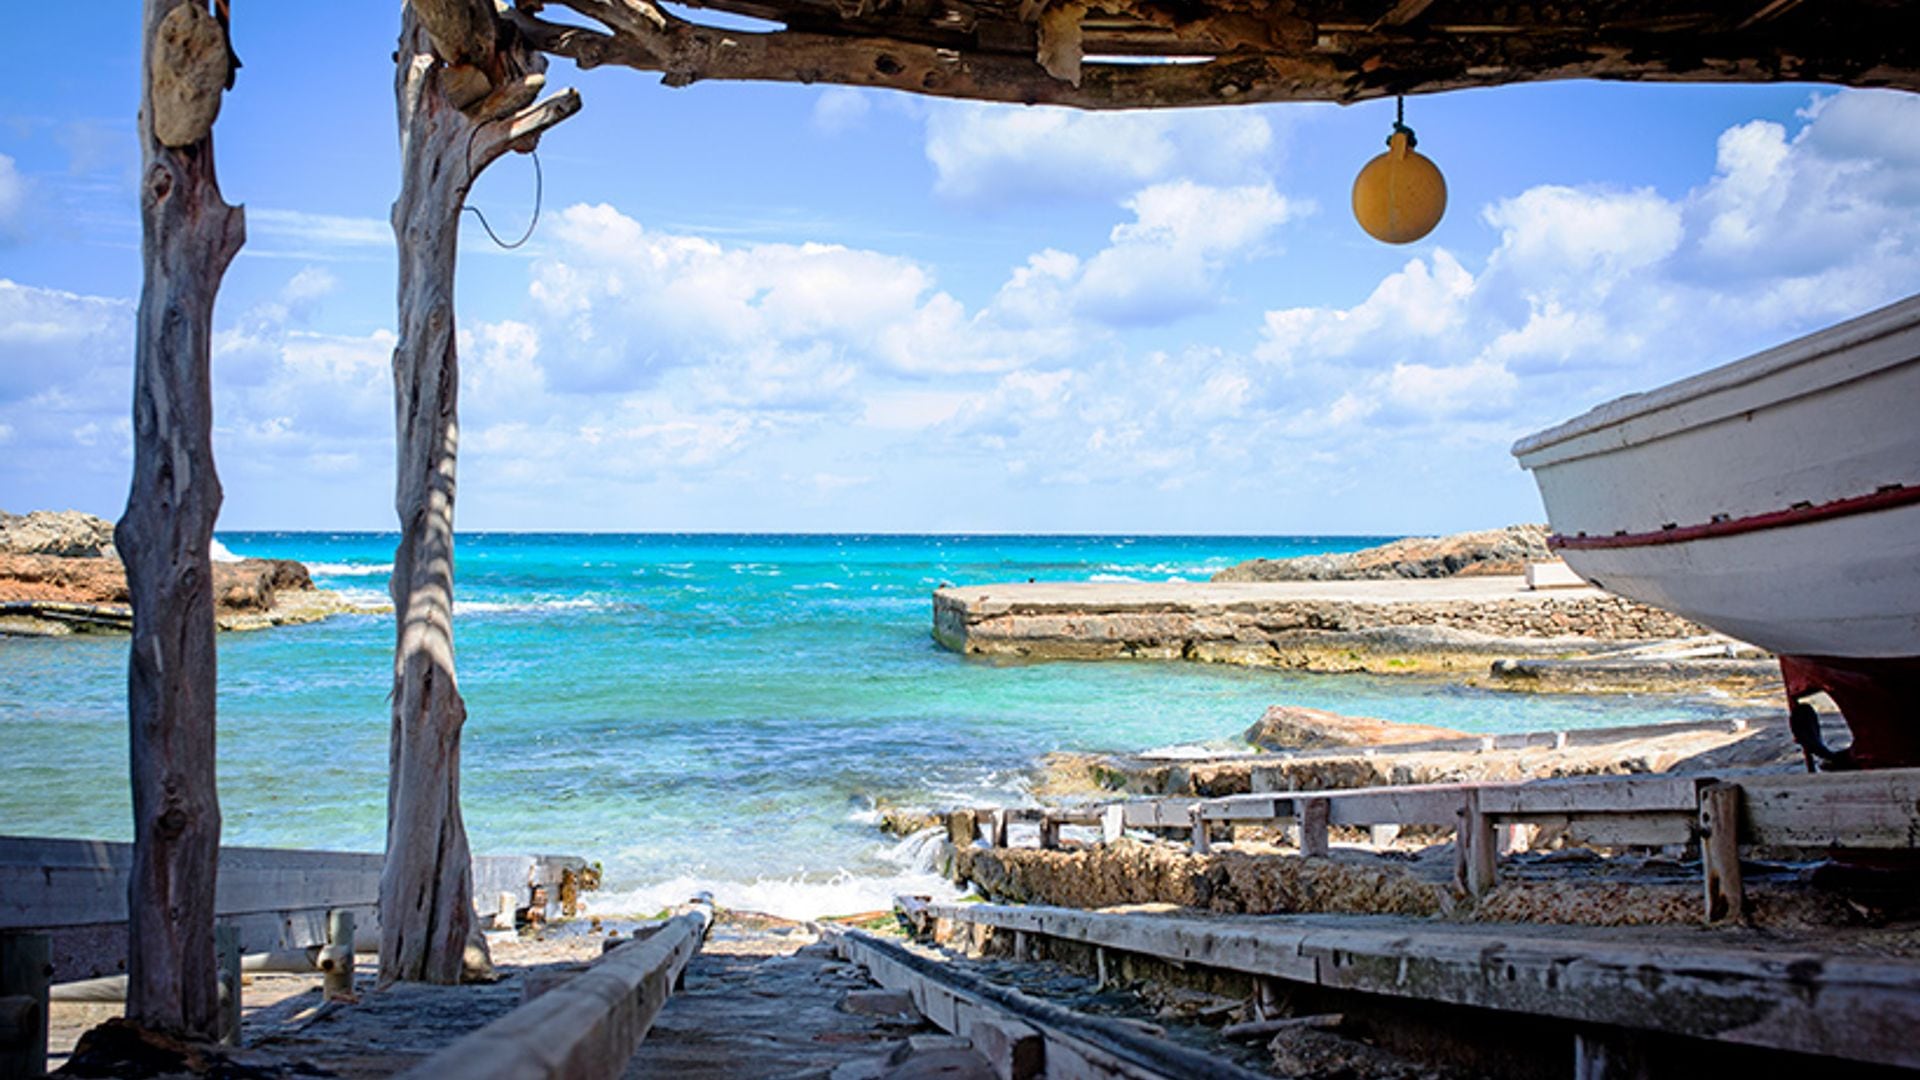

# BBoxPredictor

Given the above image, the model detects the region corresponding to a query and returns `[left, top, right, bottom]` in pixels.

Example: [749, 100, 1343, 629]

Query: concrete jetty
[932, 576, 1708, 670]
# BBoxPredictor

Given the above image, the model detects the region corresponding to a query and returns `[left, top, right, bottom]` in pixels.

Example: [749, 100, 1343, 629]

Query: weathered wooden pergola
[123, 0, 1918, 1040]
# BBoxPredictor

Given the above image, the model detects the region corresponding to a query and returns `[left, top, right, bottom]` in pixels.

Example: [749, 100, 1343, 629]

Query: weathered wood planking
[397, 900, 713, 1080]
[0, 836, 583, 981]
[921, 902, 1920, 1069]
[1739, 767, 1920, 849]
[1475, 773, 1710, 815]
[830, 926, 1272, 1080]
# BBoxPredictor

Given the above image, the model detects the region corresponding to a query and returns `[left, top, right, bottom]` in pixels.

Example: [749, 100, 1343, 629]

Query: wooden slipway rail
[825, 924, 1270, 1080]
[398, 899, 713, 1080]
[914, 901, 1920, 1071]
[0, 835, 588, 981]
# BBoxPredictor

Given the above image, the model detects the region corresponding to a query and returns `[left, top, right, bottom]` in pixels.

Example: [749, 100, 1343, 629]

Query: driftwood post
[382, 0, 578, 984]
[117, 0, 243, 1039]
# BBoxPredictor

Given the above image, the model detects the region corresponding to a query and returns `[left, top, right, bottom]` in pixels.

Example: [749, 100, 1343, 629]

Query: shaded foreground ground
[45, 916, 982, 1079]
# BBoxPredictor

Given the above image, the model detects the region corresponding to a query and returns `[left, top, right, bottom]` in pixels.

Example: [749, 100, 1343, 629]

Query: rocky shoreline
[0, 509, 378, 637]
[932, 525, 1779, 700]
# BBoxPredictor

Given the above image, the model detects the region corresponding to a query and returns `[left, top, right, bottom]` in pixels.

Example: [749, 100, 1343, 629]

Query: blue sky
[2, 4, 1917, 534]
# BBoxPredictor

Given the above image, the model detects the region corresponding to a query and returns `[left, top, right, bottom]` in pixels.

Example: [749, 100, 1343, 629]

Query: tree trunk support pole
[381, 1, 578, 985]
[119, 0, 244, 1040]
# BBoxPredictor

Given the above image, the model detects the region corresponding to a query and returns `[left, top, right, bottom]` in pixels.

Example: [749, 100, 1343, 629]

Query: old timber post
[117, 0, 243, 1039]
[383, 1, 578, 984]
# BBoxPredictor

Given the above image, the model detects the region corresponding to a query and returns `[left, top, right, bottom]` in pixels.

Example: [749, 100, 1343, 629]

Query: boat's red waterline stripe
[1549, 482, 1920, 551]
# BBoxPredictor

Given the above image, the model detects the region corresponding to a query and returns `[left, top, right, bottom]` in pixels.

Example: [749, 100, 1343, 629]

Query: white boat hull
[1513, 293, 1920, 661]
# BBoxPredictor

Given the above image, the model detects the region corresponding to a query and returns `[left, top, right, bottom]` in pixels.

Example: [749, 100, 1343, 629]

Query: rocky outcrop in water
[1211, 525, 1551, 582]
[1242, 706, 1465, 752]
[0, 509, 119, 558]
[0, 509, 355, 635]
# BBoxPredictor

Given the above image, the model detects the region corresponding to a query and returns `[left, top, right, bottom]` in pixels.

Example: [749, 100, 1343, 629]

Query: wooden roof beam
[515, 0, 1920, 107]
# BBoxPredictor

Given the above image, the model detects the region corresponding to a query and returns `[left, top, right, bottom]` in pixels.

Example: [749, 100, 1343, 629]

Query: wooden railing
[0, 836, 591, 981]
[948, 767, 1920, 923]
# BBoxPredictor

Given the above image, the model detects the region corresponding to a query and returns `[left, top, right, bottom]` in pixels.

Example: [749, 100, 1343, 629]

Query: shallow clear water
[0, 533, 1740, 915]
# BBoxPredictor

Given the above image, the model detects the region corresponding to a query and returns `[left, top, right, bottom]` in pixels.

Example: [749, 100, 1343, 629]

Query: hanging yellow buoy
[1352, 98, 1446, 245]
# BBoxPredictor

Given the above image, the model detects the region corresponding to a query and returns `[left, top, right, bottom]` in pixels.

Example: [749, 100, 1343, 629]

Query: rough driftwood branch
[381, 6, 576, 986]
[118, 0, 245, 1040]
[513, 0, 1920, 109]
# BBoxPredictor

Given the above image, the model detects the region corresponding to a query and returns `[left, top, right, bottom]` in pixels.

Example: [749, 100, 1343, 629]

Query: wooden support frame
[917, 901, 1920, 1070]
[961, 767, 1920, 921]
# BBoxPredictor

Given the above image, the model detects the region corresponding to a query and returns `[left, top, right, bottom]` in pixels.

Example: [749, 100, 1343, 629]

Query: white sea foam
[1088, 573, 1139, 583]
[456, 597, 608, 614]
[332, 586, 391, 607]
[209, 539, 244, 563]
[582, 828, 966, 921]
[308, 562, 395, 577]
[1093, 560, 1231, 577]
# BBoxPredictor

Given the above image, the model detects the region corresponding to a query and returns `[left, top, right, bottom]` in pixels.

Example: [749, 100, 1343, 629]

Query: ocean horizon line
[215, 528, 1425, 540]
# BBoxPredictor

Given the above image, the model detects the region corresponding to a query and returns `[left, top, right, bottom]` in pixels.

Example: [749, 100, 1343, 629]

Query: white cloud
[1382, 358, 1518, 417]
[925, 104, 1277, 202]
[811, 88, 873, 134]
[281, 266, 338, 305]
[1481, 185, 1682, 297]
[530, 202, 1073, 386]
[1249, 87, 1920, 475]
[1259, 250, 1474, 367]
[247, 208, 390, 258]
[1074, 182, 1300, 325]
[0, 155, 24, 242]
[0, 279, 132, 404]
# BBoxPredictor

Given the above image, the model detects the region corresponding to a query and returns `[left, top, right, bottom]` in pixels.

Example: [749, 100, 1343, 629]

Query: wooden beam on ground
[398, 898, 713, 1079]
[920, 902, 1920, 1069]
[829, 925, 1272, 1080]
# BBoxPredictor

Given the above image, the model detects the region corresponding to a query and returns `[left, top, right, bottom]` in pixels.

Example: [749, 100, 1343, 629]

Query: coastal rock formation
[1211, 525, 1551, 583]
[0, 509, 119, 558]
[1242, 706, 1464, 752]
[0, 509, 360, 635]
[1037, 718, 1803, 798]
[933, 578, 1712, 684]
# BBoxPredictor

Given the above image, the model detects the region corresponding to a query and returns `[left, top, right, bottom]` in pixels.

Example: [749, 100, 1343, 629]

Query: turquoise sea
[0, 533, 1742, 915]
